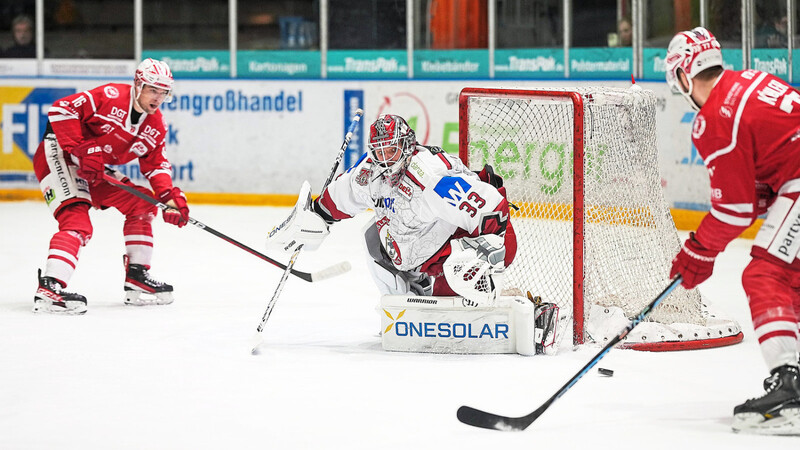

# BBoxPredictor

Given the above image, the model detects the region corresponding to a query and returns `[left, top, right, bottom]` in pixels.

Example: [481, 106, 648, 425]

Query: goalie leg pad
[380, 295, 547, 356]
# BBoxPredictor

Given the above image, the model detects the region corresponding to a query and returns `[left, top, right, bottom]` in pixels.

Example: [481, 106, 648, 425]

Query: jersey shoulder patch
[432, 176, 472, 206]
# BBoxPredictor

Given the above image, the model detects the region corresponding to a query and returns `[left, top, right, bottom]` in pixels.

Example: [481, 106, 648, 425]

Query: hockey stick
[251, 108, 364, 354]
[457, 276, 683, 431]
[101, 171, 350, 283]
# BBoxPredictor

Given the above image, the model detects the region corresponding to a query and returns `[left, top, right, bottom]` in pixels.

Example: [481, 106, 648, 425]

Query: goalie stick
[101, 171, 350, 283]
[456, 276, 683, 431]
[251, 108, 364, 354]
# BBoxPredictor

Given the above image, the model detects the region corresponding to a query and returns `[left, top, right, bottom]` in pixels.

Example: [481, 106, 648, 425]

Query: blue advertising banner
[237, 50, 321, 79]
[0, 87, 76, 183]
[751, 48, 789, 77]
[494, 48, 565, 79]
[327, 50, 408, 79]
[569, 47, 632, 79]
[413, 50, 489, 79]
[142, 50, 231, 78]
[721, 49, 743, 71]
[343, 90, 364, 169]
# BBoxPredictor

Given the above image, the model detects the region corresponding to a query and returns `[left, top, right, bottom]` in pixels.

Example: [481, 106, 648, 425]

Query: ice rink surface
[1, 201, 796, 449]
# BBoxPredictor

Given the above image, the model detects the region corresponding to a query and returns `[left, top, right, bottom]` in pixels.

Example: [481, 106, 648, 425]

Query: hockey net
[458, 87, 743, 351]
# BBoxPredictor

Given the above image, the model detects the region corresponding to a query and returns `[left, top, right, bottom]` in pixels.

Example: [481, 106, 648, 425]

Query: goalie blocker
[380, 294, 561, 356]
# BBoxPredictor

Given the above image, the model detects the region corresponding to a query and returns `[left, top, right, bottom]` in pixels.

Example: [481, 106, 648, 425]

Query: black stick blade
[457, 406, 532, 432]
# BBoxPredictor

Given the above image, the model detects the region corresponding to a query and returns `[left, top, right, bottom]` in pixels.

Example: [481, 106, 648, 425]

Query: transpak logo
[383, 309, 406, 334]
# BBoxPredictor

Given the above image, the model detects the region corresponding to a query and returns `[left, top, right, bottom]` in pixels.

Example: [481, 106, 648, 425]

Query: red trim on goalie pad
[618, 331, 744, 352]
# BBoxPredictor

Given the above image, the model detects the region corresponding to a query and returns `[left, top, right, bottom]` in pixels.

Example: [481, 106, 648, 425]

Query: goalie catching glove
[443, 234, 506, 306]
[266, 180, 330, 252]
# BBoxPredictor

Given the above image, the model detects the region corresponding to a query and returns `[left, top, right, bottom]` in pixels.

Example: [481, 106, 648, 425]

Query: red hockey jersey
[34, 83, 174, 195]
[692, 69, 800, 251]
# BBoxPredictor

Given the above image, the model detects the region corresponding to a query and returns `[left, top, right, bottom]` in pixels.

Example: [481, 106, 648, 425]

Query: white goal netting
[459, 87, 742, 351]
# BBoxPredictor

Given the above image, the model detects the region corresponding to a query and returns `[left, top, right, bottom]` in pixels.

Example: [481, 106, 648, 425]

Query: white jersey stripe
[146, 169, 172, 179]
[48, 249, 79, 266]
[48, 115, 78, 123]
[710, 207, 754, 227]
[704, 72, 768, 166]
[717, 202, 754, 213]
[84, 90, 97, 112]
[48, 106, 79, 118]
[755, 320, 800, 339]
[124, 234, 154, 243]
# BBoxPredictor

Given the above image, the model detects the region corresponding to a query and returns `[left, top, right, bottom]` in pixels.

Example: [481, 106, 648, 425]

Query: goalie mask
[134, 58, 174, 104]
[368, 114, 416, 186]
[665, 27, 722, 110]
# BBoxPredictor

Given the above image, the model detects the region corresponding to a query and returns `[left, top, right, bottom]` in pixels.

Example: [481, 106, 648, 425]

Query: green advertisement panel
[643, 48, 666, 80]
[794, 50, 800, 83]
[721, 49, 743, 71]
[237, 50, 321, 78]
[494, 48, 565, 79]
[569, 47, 632, 79]
[142, 50, 230, 78]
[413, 50, 488, 79]
[327, 50, 407, 79]
[751, 48, 789, 78]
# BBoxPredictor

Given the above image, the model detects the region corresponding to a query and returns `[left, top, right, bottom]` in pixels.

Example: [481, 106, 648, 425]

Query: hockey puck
[598, 368, 614, 376]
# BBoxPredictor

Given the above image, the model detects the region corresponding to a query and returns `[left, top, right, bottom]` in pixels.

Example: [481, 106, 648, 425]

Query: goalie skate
[732, 365, 800, 435]
[123, 256, 174, 306]
[33, 269, 87, 315]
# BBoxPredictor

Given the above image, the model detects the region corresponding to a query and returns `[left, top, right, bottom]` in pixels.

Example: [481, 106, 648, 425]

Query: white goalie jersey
[316, 145, 512, 276]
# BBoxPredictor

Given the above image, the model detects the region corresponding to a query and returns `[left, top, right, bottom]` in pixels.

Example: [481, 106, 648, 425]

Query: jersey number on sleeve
[459, 192, 486, 217]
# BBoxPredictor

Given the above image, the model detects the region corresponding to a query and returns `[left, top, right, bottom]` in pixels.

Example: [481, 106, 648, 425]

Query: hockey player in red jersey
[32, 58, 189, 315]
[666, 27, 800, 434]
[268, 114, 516, 306]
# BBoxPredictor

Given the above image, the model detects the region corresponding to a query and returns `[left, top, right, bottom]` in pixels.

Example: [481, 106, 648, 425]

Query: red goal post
[458, 86, 743, 351]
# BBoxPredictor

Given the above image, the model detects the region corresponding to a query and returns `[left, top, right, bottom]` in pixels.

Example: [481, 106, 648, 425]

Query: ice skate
[732, 365, 800, 435]
[123, 255, 174, 306]
[33, 269, 87, 315]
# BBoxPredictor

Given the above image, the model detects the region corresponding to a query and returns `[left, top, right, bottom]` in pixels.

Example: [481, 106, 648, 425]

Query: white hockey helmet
[134, 58, 174, 103]
[367, 114, 416, 185]
[665, 27, 723, 110]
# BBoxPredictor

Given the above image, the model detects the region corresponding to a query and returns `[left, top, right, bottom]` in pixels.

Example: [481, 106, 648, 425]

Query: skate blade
[732, 408, 800, 435]
[124, 290, 174, 306]
[32, 300, 87, 315]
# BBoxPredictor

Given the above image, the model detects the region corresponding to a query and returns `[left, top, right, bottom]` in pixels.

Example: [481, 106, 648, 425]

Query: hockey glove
[158, 187, 190, 228]
[669, 232, 718, 289]
[266, 180, 330, 252]
[443, 234, 506, 305]
[72, 140, 105, 182]
[755, 183, 776, 216]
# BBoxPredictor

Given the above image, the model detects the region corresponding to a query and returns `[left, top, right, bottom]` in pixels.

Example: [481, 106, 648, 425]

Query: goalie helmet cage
[458, 86, 744, 351]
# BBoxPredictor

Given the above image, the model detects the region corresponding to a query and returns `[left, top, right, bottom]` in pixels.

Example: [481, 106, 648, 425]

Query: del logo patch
[692, 115, 706, 139]
[104, 86, 120, 98]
